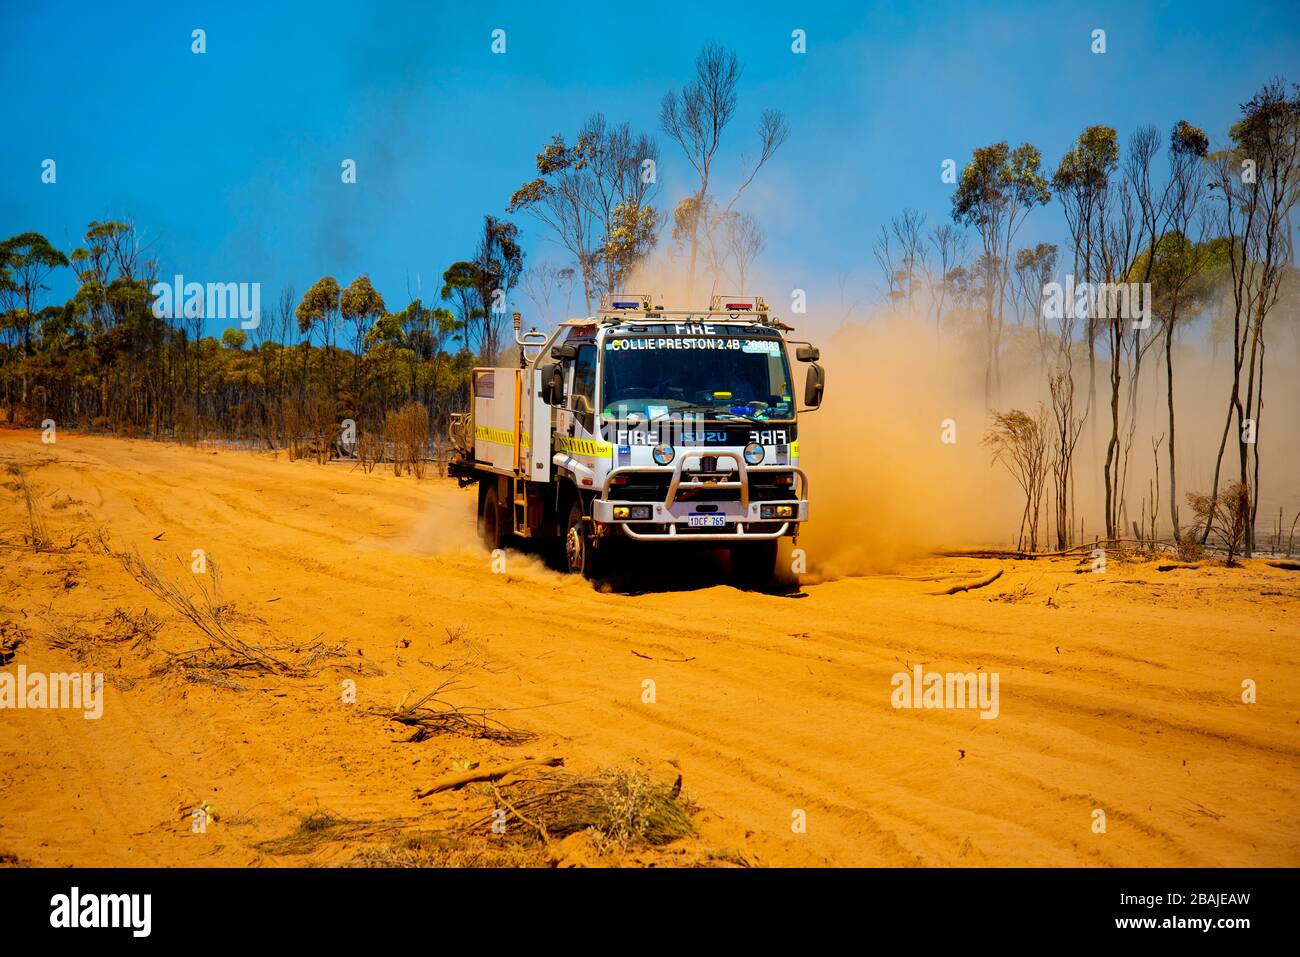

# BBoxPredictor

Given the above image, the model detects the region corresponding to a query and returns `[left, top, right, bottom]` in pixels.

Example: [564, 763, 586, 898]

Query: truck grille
[614, 475, 671, 501]
[608, 471, 796, 503]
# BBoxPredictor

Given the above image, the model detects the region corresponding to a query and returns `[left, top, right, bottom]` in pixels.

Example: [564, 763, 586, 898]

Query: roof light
[710, 295, 766, 313]
[602, 293, 653, 311]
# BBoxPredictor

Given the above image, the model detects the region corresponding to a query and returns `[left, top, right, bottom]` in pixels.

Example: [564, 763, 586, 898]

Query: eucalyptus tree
[951, 141, 1052, 400]
[660, 43, 788, 299]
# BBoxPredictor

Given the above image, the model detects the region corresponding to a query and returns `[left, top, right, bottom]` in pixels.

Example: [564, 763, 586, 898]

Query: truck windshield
[601, 334, 794, 421]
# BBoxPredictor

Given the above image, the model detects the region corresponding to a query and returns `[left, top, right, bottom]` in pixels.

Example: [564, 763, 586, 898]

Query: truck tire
[731, 540, 778, 590]
[478, 484, 504, 551]
[564, 498, 607, 579]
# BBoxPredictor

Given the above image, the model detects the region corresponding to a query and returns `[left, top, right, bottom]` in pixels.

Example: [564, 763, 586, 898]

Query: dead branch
[418, 756, 564, 798]
[930, 568, 1004, 595]
[939, 538, 1168, 560]
[631, 650, 696, 663]
[379, 677, 537, 745]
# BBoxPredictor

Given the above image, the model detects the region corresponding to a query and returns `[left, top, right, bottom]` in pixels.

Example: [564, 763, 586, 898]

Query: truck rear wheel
[731, 540, 778, 590]
[478, 484, 504, 551]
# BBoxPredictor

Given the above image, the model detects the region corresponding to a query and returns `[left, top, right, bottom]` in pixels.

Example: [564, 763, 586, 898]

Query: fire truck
[447, 294, 824, 585]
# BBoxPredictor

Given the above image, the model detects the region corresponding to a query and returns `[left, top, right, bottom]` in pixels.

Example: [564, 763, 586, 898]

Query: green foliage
[341, 275, 387, 328]
[1228, 79, 1300, 157]
[1052, 126, 1119, 195]
[953, 141, 1052, 228]
[296, 276, 341, 338]
[1171, 119, 1209, 158]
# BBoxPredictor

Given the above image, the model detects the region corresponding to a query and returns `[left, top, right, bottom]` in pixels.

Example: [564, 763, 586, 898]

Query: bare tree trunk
[1165, 308, 1180, 537]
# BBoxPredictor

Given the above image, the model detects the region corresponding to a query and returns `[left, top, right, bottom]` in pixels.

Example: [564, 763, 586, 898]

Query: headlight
[743, 441, 765, 465]
[652, 443, 675, 465]
[761, 504, 795, 519]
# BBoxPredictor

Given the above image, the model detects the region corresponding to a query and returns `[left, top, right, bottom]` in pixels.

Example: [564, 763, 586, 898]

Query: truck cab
[448, 294, 825, 586]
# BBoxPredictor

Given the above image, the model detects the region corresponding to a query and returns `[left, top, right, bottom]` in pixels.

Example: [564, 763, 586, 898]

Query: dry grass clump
[105, 608, 163, 654]
[116, 548, 294, 677]
[46, 621, 106, 664]
[253, 811, 418, 856]
[1187, 481, 1252, 566]
[296, 638, 350, 669]
[434, 624, 490, 672]
[284, 394, 336, 464]
[487, 768, 696, 853]
[0, 618, 29, 665]
[356, 430, 384, 473]
[992, 582, 1033, 603]
[1174, 529, 1206, 563]
[8, 464, 51, 550]
[256, 811, 549, 867]
[378, 678, 537, 745]
[386, 402, 430, 477]
[352, 832, 546, 869]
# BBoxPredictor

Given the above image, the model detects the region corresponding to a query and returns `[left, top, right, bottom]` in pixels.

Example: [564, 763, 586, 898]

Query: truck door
[569, 344, 598, 437]
[527, 364, 551, 480]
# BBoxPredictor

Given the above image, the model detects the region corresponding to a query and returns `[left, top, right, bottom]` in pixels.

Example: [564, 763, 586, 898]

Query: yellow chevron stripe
[554, 435, 612, 458]
[475, 426, 515, 447]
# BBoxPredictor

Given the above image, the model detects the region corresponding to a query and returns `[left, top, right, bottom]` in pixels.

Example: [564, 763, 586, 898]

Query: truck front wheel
[564, 499, 607, 579]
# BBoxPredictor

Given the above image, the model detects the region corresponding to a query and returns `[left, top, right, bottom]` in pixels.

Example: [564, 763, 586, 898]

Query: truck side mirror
[796, 345, 820, 362]
[544, 364, 565, 406]
[550, 344, 577, 361]
[803, 362, 825, 409]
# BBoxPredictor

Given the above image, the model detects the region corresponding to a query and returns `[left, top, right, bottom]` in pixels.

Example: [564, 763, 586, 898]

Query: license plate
[688, 514, 726, 527]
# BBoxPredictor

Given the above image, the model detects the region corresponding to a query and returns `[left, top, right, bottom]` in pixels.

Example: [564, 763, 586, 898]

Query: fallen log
[938, 538, 1168, 561]
[930, 568, 1003, 595]
[417, 756, 564, 798]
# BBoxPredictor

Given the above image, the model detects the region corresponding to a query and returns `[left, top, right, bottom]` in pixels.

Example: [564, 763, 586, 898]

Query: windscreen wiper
[677, 406, 756, 423]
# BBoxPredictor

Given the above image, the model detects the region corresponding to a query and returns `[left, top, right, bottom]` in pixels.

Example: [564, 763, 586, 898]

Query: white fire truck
[448, 294, 824, 585]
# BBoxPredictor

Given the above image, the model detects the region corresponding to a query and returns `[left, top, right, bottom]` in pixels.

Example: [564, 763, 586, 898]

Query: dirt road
[1, 431, 1297, 866]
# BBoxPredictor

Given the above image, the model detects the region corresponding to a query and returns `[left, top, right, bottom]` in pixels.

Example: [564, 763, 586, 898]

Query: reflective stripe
[475, 426, 515, 447]
[790, 440, 800, 459]
[554, 435, 612, 458]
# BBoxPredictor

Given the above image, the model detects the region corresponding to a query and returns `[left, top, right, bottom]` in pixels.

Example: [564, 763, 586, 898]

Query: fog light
[612, 505, 651, 521]
[652, 443, 674, 465]
[760, 504, 796, 519]
[743, 441, 765, 465]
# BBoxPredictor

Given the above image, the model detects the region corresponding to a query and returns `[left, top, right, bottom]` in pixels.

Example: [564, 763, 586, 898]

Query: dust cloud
[795, 316, 1019, 579]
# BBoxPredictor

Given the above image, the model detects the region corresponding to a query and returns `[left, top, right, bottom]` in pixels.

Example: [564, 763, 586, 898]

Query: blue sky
[2, 0, 1298, 335]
